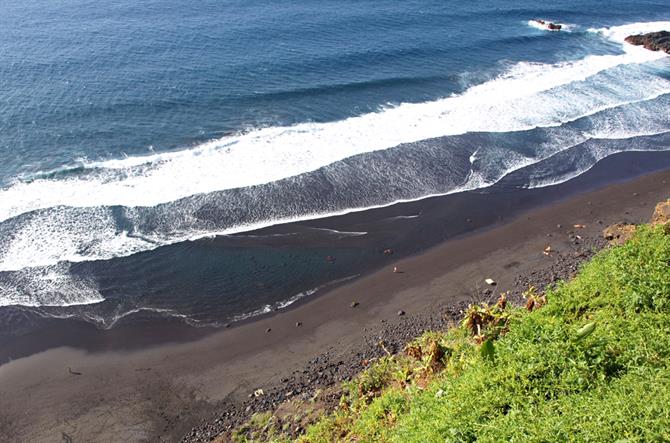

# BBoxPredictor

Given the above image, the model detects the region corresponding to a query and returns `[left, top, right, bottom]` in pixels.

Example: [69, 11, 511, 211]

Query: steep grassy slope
[234, 223, 670, 443]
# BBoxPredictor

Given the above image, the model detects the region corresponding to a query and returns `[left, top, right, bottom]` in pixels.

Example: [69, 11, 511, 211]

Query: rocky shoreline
[625, 30, 670, 54]
[183, 227, 608, 442]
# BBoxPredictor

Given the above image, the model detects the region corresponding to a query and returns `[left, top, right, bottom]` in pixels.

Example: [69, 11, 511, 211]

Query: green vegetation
[235, 224, 670, 442]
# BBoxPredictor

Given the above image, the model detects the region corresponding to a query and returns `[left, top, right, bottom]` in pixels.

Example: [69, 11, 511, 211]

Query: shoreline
[0, 151, 669, 442]
[4, 150, 670, 362]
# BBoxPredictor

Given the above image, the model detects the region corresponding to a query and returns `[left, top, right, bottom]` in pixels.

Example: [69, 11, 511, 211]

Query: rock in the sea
[624, 31, 670, 54]
[534, 19, 562, 31]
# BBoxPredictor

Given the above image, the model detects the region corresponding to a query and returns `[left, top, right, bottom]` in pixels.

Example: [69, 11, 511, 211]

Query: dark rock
[625, 31, 670, 54]
[534, 19, 562, 31]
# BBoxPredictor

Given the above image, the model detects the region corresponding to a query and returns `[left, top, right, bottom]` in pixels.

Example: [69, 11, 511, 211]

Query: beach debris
[350, 301, 359, 308]
[393, 266, 400, 273]
[574, 224, 586, 229]
[265, 328, 272, 334]
[557, 224, 562, 228]
[435, 389, 445, 398]
[67, 367, 83, 376]
[295, 321, 302, 327]
[543, 245, 552, 256]
[253, 388, 264, 397]
[397, 310, 405, 316]
[484, 278, 496, 286]
[378, 340, 392, 356]
[651, 199, 670, 226]
[602, 223, 637, 246]
[383, 248, 394, 255]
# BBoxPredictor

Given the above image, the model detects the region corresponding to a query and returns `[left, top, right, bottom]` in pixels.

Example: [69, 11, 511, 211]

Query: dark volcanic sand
[1, 151, 669, 442]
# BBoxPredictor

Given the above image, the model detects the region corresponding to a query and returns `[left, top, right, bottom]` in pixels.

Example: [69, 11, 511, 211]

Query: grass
[234, 223, 670, 442]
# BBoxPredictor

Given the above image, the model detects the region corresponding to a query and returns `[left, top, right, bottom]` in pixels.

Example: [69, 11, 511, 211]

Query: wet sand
[1, 151, 669, 442]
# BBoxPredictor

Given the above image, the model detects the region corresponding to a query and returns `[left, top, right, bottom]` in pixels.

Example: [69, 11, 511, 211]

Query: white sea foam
[594, 21, 670, 46]
[308, 227, 368, 237]
[232, 274, 359, 322]
[0, 263, 103, 307]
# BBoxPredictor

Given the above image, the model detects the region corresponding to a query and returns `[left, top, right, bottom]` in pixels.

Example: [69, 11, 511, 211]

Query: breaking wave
[1, 21, 670, 308]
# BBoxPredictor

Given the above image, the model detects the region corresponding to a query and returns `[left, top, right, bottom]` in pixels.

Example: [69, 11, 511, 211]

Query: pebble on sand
[265, 328, 272, 333]
[295, 322, 302, 327]
[397, 310, 405, 316]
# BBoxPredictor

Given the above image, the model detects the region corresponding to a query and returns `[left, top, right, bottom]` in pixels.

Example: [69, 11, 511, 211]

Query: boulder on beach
[624, 31, 670, 54]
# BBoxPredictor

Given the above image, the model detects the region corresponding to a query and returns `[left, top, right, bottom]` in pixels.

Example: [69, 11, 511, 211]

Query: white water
[0, 262, 103, 307]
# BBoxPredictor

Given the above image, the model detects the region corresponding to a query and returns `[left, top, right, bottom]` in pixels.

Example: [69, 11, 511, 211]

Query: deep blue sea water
[1, 0, 670, 329]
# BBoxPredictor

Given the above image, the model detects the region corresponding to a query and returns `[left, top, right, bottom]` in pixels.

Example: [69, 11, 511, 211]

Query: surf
[1, 22, 668, 226]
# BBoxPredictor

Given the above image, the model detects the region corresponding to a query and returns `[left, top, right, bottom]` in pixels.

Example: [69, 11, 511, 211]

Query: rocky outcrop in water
[624, 31, 670, 54]
[534, 19, 561, 31]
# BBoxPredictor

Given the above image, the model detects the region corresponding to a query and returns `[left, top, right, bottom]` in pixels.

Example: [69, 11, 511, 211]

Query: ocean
[1, 0, 670, 334]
